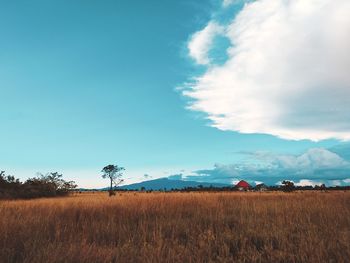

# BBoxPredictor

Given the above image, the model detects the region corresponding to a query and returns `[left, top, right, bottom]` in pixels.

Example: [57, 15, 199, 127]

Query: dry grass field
[0, 191, 349, 263]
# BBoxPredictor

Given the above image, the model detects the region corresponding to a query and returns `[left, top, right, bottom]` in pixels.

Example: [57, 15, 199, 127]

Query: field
[0, 192, 349, 263]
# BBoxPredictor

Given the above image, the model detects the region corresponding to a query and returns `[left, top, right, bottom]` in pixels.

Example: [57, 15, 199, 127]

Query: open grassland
[0, 192, 349, 263]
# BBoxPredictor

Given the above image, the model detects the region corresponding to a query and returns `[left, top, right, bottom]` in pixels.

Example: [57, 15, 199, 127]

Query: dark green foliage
[0, 171, 76, 199]
[281, 180, 295, 192]
[101, 164, 125, 196]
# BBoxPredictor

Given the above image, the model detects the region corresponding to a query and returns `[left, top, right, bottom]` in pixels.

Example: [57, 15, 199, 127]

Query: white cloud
[294, 179, 321, 187]
[271, 148, 349, 170]
[343, 178, 350, 184]
[223, 0, 234, 7]
[328, 180, 342, 186]
[222, 0, 239, 7]
[184, 0, 350, 141]
[188, 21, 224, 65]
[182, 148, 350, 185]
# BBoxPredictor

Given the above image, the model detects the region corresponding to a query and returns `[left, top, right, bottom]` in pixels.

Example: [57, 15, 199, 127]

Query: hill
[116, 178, 230, 191]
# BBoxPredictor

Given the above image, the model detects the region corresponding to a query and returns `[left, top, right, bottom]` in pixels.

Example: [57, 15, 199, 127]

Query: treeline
[171, 184, 350, 192]
[105, 182, 349, 193]
[0, 171, 76, 199]
[178, 186, 349, 192]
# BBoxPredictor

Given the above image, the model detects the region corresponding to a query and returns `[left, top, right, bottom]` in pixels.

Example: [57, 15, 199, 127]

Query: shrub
[0, 171, 76, 199]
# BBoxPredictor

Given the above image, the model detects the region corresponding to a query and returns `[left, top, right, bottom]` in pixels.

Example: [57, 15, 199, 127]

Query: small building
[235, 180, 251, 191]
[255, 183, 268, 191]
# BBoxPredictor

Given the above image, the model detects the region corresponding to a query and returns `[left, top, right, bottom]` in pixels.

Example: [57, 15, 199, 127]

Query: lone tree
[281, 180, 295, 192]
[101, 164, 125, 196]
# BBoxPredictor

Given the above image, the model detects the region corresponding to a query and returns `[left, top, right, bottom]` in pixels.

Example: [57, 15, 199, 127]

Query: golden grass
[0, 191, 349, 263]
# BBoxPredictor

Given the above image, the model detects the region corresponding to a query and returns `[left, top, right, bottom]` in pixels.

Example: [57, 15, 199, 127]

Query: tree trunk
[110, 177, 113, 191]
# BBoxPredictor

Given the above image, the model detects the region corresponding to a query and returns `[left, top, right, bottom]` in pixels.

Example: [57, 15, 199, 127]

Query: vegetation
[0, 171, 76, 199]
[0, 191, 349, 262]
[101, 164, 125, 196]
[281, 180, 295, 192]
[142, 184, 349, 192]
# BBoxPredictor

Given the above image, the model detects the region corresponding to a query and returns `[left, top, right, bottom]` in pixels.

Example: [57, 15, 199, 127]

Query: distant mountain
[116, 178, 231, 191]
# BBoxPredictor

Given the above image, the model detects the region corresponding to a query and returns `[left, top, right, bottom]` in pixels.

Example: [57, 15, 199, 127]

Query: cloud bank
[185, 0, 350, 141]
[179, 148, 350, 186]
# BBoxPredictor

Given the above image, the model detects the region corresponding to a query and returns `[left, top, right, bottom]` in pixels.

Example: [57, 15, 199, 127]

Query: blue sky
[1, 0, 350, 187]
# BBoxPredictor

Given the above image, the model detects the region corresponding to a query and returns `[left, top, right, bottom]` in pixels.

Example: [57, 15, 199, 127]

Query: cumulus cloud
[265, 148, 348, 170]
[223, 0, 233, 7]
[180, 148, 350, 186]
[184, 0, 350, 141]
[222, 0, 239, 7]
[188, 22, 225, 65]
[294, 179, 322, 187]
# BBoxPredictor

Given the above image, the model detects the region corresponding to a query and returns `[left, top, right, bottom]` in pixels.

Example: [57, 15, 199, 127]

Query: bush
[0, 171, 76, 199]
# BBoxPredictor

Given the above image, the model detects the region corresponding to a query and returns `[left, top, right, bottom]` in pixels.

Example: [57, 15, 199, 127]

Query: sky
[1, 0, 350, 188]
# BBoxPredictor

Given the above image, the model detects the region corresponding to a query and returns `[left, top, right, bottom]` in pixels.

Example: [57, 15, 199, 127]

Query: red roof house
[235, 180, 251, 191]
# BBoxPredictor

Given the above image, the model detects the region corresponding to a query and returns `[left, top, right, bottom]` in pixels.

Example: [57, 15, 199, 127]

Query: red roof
[235, 180, 251, 188]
